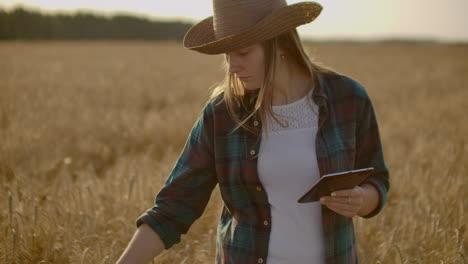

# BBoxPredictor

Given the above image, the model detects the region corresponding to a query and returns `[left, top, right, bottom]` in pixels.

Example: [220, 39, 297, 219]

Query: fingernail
[331, 192, 336, 197]
[320, 197, 325, 202]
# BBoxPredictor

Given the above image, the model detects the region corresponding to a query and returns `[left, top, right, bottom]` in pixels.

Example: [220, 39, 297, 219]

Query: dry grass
[0, 40, 466, 263]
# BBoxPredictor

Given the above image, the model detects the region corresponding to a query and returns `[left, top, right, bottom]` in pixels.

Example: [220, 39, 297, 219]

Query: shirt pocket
[326, 125, 357, 172]
[215, 132, 246, 161]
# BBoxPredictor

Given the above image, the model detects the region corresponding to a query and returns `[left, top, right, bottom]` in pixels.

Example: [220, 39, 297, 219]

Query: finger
[331, 189, 355, 197]
[324, 203, 356, 218]
[326, 201, 362, 217]
[327, 202, 358, 214]
[322, 196, 362, 206]
[325, 201, 357, 212]
[331, 186, 363, 198]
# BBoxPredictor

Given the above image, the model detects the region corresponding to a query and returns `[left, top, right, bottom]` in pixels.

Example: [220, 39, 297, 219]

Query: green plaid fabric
[136, 71, 390, 264]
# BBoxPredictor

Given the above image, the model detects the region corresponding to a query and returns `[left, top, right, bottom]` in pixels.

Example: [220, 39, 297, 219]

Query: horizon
[1, 0, 467, 43]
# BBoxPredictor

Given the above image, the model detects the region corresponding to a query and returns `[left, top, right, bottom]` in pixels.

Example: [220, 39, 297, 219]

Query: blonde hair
[208, 28, 333, 138]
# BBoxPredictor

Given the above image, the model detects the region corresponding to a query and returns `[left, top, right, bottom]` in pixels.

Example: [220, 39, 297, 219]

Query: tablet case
[297, 167, 374, 203]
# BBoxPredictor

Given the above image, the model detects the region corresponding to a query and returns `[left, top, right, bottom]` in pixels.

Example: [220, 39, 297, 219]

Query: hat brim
[183, 2, 323, 55]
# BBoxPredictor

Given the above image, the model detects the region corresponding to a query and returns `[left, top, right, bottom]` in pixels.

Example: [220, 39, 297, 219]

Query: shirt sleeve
[352, 80, 390, 218]
[135, 100, 217, 249]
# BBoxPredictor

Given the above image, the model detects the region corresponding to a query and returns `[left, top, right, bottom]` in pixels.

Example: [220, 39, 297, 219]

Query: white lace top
[266, 88, 318, 132]
[257, 88, 326, 264]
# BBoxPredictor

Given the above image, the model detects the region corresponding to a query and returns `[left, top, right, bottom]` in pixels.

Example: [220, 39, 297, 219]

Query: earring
[280, 54, 285, 60]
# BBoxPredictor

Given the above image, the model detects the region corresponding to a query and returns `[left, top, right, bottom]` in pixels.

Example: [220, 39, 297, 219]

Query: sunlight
[0, 0, 466, 41]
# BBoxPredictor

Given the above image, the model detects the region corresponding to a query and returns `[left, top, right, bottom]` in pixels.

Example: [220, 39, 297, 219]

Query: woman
[117, 1, 390, 263]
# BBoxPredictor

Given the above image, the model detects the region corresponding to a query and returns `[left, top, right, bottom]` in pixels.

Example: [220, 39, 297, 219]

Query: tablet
[297, 167, 374, 203]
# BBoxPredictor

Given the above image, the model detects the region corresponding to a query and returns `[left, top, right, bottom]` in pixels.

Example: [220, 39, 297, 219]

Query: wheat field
[0, 41, 467, 264]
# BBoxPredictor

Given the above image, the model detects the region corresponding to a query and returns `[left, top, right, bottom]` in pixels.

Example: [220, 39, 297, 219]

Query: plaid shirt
[136, 71, 390, 264]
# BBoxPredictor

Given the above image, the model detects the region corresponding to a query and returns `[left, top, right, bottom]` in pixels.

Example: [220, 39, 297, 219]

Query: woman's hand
[319, 183, 379, 218]
[116, 223, 165, 264]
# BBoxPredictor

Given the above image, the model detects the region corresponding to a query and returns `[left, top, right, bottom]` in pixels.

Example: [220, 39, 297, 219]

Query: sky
[1, 0, 467, 42]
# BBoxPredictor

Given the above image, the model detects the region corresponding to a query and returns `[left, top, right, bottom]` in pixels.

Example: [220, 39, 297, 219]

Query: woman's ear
[276, 47, 286, 60]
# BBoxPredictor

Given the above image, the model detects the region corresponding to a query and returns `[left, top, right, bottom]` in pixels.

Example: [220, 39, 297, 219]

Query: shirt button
[263, 220, 269, 226]
[256, 186, 262, 192]
[253, 120, 259, 126]
[250, 149, 256, 155]
[257, 258, 264, 263]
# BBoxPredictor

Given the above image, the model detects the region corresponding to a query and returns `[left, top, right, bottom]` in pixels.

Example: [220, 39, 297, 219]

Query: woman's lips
[239, 76, 250, 81]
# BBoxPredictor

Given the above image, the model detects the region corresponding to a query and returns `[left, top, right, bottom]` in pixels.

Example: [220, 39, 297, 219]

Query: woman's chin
[244, 86, 259, 91]
[243, 82, 260, 91]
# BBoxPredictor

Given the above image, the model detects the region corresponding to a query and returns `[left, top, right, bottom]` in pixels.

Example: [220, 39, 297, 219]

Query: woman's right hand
[116, 223, 165, 264]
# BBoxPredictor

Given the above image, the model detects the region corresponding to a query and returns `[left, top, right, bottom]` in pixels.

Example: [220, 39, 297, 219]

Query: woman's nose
[226, 55, 241, 74]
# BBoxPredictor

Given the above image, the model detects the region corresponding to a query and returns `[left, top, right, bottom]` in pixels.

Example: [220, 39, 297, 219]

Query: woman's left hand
[319, 184, 377, 218]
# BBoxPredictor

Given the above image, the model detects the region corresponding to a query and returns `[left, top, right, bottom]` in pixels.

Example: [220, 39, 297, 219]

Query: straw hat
[183, 0, 323, 55]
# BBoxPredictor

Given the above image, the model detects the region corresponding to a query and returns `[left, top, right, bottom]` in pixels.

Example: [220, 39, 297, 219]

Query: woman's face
[224, 43, 265, 90]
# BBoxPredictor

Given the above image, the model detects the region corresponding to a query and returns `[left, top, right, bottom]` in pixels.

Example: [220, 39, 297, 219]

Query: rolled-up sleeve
[353, 82, 390, 219]
[136, 100, 217, 249]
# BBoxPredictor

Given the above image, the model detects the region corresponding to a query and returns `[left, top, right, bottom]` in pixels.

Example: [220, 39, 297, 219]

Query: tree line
[0, 7, 193, 40]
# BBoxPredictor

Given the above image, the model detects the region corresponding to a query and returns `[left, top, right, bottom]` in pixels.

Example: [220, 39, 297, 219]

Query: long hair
[208, 28, 333, 138]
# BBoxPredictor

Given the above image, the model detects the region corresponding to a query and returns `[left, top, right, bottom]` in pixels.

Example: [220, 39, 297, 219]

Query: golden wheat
[0, 41, 466, 263]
